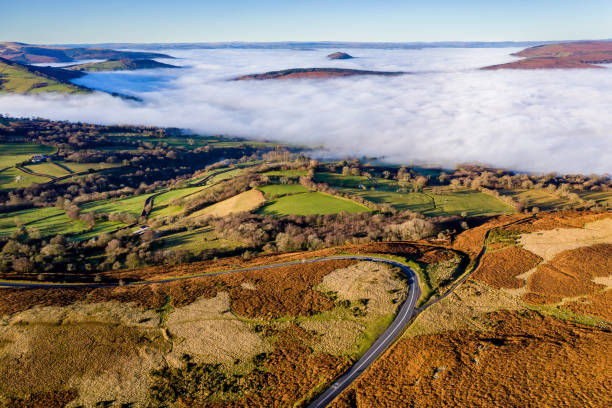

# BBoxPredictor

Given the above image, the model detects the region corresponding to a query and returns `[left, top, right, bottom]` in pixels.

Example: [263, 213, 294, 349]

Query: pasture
[0, 168, 51, 190]
[259, 191, 370, 216]
[81, 193, 154, 218]
[258, 183, 309, 198]
[0, 143, 55, 167]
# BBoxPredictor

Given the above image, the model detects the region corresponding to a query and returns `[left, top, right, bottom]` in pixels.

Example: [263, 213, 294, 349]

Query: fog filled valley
[2, 46, 612, 174]
[1, 22, 612, 407]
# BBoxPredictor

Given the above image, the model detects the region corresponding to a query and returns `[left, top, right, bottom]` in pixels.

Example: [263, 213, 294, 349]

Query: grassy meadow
[0, 62, 85, 94]
[259, 191, 371, 216]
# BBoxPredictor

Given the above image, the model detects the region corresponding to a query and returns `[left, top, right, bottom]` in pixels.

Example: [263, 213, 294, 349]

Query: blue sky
[3, 0, 611, 44]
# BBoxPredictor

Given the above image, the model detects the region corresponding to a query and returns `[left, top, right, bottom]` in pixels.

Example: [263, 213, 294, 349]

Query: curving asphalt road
[0, 255, 419, 407]
[306, 258, 420, 408]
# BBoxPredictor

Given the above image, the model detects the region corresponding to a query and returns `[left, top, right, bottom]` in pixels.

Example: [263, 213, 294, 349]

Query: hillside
[327, 51, 354, 59]
[483, 40, 612, 70]
[0, 116, 611, 407]
[332, 211, 612, 407]
[0, 57, 88, 94]
[0, 42, 172, 64]
[235, 67, 405, 80]
[66, 58, 180, 72]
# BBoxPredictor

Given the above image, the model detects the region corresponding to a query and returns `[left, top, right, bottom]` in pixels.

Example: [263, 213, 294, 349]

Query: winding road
[0, 255, 420, 407]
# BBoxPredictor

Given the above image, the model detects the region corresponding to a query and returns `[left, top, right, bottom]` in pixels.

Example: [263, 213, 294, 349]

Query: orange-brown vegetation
[0, 242, 455, 316]
[0, 260, 355, 317]
[472, 246, 542, 289]
[6, 390, 78, 408]
[483, 40, 612, 70]
[417, 248, 454, 264]
[515, 41, 612, 58]
[73, 241, 431, 283]
[506, 210, 612, 233]
[452, 214, 524, 256]
[331, 311, 612, 408]
[525, 244, 612, 302]
[228, 260, 353, 318]
[327, 52, 354, 60]
[0, 256, 412, 407]
[565, 290, 612, 322]
[483, 57, 601, 70]
[237, 324, 352, 407]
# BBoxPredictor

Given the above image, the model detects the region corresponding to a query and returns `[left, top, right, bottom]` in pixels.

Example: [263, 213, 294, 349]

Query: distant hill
[483, 40, 612, 70]
[65, 58, 180, 72]
[327, 52, 354, 60]
[235, 67, 405, 80]
[0, 42, 172, 64]
[0, 57, 89, 94]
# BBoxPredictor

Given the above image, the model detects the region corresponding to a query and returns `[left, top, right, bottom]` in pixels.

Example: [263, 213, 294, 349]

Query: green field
[0, 62, 85, 94]
[580, 191, 612, 207]
[0, 206, 86, 238]
[81, 193, 154, 218]
[72, 221, 126, 241]
[314, 172, 399, 190]
[24, 162, 71, 178]
[263, 169, 307, 178]
[0, 167, 51, 190]
[149, 186, 206, 218]
[208, 168, 244, 184]
[160, 226, 243, 254]
[60, 161, 121, 173]
[0, 143, 56, 167]
[426, 190, 514, 217]
[258, 184, 310, 198]
[499, 188, 612, 211]
[259, 191, 370, 216]
[499, 189, 568, 211]
[342, 189, 434, 212]
[104, 133, 276, 150]
[342, 188, 514, 217]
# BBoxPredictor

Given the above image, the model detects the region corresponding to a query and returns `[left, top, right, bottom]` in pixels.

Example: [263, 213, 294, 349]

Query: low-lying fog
[2, 47, 612, 174]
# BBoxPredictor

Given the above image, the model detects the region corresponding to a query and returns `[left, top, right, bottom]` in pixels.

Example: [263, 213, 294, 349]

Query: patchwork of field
[314, 172, 399, 190]
[501, 188, 612, 210]
[0, 259, 410, 407]
[343, 187, 514, 217]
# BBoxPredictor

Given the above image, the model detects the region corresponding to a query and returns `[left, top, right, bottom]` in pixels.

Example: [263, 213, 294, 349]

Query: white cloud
[1, 47, 611, 174]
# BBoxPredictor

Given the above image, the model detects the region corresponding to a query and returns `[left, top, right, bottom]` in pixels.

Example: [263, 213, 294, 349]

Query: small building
[133, 226, 149, 235]
[31, 154, 47, 163]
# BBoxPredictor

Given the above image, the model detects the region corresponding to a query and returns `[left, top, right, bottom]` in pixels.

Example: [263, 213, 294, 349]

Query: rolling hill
[327, 51, 354, 59]
[483, 40, 612, 70]
[0, 42, 172, 64]
[0, 57, 88, 94]
[235, 67, 405, 80]
[65, 58, 180, 72]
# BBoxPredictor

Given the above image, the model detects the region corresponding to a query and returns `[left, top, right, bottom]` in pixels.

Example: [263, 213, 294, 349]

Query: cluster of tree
[0, 224, 206, 281]
[0, 118, 275, 209]
[211, 211, 437, 253]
